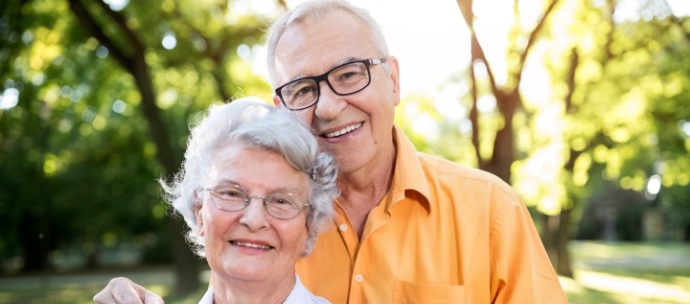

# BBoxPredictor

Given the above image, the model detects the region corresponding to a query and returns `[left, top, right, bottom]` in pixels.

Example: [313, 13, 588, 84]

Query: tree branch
[67, 0, 131, 70]
[92, 0, 143, 52]
[168, 5, 230, 100]
[456, 0, 505, 103]
[514, 0, 561, 85]
[166, 2, 267, 101]
[564, 48, 579, 113]
[671, 15, 690, 44]
[603, 0, 618, 63]
[469, 60, 483, 167]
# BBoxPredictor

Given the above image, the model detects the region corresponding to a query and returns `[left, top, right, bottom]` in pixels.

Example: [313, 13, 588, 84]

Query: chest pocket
[392, 280, 465, 304]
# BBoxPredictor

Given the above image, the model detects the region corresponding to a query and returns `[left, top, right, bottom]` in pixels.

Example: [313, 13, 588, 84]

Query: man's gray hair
[265, 0, 390, 86]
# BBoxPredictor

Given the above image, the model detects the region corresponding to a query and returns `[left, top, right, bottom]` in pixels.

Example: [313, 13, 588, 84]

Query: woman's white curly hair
[160, 97, 339, 257]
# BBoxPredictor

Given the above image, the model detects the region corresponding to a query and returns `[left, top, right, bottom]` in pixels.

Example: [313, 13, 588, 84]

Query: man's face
[272, 10, 401, 175]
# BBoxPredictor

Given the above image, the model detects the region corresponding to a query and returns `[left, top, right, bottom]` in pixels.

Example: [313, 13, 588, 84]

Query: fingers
[93, 277, 164, 304]
[141, 288, 165, 304]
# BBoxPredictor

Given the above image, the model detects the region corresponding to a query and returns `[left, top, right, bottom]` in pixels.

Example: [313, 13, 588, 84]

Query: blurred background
[1, 0, 689, 303]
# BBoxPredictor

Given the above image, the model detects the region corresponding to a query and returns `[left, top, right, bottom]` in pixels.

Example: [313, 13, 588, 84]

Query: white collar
[198, 274, 329, 304]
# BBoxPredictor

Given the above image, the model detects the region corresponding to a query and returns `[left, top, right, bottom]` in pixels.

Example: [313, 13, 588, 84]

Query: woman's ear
[195, 203, 205, 237]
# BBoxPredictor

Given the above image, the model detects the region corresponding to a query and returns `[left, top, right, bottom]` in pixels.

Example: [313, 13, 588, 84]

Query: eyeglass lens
[206, 186, 305, 219]
[280, 60, 372, 110]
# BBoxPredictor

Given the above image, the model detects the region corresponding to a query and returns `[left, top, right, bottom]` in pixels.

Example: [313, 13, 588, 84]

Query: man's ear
[387, 56, 401, 105]
[273, 95, 282, 107]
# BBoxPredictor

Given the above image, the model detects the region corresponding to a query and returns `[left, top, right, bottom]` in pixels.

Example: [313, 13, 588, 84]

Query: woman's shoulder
[285, 274, 331, 304]
[312, 295, 331, 304]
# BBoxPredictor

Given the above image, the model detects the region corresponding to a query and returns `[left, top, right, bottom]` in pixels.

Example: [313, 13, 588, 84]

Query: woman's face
[196, 145, 309, 284]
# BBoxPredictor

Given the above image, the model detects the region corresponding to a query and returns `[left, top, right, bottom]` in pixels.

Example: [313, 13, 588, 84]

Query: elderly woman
[161, 98, 338, 304]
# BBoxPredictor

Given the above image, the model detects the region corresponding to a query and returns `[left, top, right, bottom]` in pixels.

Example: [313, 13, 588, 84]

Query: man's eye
[294, 85, 316, 97]
[338, 71, 358, 81]
[333, 66, 364, 84]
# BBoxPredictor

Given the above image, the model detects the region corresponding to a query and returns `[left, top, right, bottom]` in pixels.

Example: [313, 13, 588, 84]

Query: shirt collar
[283, 275, 318, 304]
[198, 275, 320, 304]
[387, 125, 431, 212]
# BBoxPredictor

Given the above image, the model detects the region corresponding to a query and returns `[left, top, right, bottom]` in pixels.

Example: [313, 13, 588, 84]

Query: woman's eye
[217, 189, 243, 199]
[271, 198, 291, 205]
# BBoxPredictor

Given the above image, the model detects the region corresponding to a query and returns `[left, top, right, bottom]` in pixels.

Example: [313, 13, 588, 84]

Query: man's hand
[93, 277, 164, 304]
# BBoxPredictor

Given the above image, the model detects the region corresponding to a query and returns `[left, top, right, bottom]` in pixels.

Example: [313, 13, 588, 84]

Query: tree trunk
[458, 0, 574, 277]
[68, 0, 200, 294]
[556, 209, 573, 277]
[483, 91, 519, 183]
[167, 215, 202, 294]
[540, 210, 573, 277]
[541, 213, 558, 267]
[20, 214, 48, 272]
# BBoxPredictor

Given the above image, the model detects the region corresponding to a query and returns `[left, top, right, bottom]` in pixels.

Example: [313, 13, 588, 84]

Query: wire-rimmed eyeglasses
[202, 184, 309, 220]
[274, 58, 386, 111]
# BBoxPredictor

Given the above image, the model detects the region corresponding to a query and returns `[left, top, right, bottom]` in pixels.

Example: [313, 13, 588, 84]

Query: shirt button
[339, 224, 348, 232]
[355, 274, 363, 283]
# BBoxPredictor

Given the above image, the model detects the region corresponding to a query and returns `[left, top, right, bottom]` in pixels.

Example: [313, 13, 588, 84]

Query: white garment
[198, 274, 330, 304]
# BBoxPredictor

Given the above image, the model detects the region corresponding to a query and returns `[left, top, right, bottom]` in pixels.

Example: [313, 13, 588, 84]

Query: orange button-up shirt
[296, 126, 567, 304]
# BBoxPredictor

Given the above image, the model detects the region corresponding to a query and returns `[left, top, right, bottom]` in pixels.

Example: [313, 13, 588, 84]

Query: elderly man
[95, 0, 568, 303]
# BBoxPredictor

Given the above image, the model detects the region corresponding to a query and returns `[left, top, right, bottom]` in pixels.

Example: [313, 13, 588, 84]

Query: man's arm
[93, 277, 165, 304]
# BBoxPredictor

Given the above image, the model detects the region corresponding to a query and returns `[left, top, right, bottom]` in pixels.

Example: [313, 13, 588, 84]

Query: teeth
[232, 241, 272, 250]
[324, 123, 362, 138]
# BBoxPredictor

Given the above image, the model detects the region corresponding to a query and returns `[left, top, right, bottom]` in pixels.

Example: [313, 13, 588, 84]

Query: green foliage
[0, 0, 275, 273]
[2, 0, 689, 281]
[508, 2, 690, 228]
[395, 92, 477, 166]
[399, 0, 690, 239]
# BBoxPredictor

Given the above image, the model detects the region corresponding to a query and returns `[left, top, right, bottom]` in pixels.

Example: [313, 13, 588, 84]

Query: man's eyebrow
[331, 57, 359, 68]
[288, 57, 362, 82]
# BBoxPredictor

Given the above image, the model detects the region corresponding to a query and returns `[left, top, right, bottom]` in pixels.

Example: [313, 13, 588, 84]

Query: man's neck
[337, 137, 397, 238]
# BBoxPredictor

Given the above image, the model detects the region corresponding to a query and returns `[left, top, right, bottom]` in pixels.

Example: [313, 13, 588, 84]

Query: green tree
[441, 0, 690, 278]
[1, 0, 277, 295]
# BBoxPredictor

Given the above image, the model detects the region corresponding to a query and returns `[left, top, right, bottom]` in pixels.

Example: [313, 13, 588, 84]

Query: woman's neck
[210, 272, 296, 304]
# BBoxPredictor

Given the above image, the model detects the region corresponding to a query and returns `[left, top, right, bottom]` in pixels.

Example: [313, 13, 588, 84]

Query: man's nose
[314, 82, 346, 121]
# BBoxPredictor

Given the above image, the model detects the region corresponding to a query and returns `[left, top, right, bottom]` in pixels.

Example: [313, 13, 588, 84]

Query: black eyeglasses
[274, 58, 386, 111]
[203, 184, 309, 220]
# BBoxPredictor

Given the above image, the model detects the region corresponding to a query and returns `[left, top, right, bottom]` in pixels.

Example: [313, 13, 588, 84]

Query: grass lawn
[0, 241, 688, 303]
[562, 241, 690, 303]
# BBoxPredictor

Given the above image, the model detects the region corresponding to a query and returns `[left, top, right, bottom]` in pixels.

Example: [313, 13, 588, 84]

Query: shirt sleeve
[489, 191, 569, 303]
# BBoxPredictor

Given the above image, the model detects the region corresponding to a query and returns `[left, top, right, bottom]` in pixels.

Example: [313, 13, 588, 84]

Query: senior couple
[94, 0, 568, 303]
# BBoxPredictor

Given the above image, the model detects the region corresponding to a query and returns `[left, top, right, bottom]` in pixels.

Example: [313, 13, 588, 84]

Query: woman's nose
[238, 197, 269, 230]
